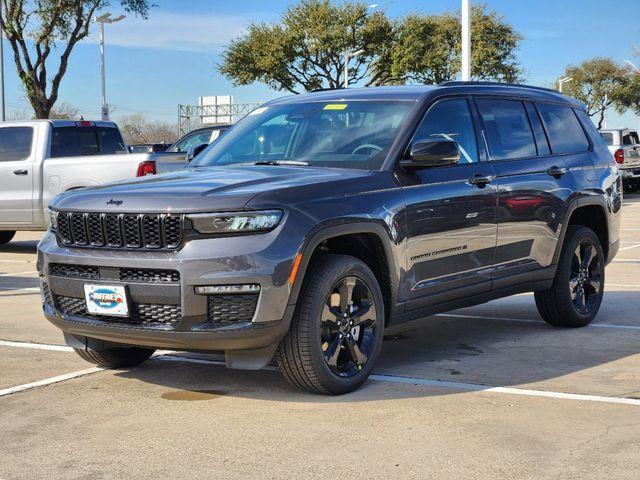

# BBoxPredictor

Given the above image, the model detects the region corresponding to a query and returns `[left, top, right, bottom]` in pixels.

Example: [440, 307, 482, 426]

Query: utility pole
[461, 0, 471, 81]
[0, 1, 5, 122]
[94, 13, 125, 121]
[558, 76, 573, 93]
[343, 49, 364, 88]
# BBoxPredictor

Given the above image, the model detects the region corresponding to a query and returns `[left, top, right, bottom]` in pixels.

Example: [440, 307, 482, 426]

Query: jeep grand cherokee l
[38, 83, 622, 394]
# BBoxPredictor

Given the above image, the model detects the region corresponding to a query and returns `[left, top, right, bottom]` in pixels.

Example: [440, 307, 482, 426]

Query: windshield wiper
[252, 160, 309, 166]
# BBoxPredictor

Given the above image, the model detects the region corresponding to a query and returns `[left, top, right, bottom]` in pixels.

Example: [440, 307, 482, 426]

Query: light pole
[461, 0, 471, 81]
[94, 13, 125, 121]
[0, 1, 5, 121]
[558, 76, 573, 93]
[343, 49, 364, 89]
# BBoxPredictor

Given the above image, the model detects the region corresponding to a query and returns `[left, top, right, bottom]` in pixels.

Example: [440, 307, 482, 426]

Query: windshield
[191, 100, 414, 170]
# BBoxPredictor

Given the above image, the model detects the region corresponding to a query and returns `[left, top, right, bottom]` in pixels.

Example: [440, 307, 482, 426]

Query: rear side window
[536, 103, 590, 154]
[97, 127, 127, 154]
[476, 99, 537, 160]
[601, 132, 614, 146]
[0, 127, 33, 162]
[623, 131, 639, 145]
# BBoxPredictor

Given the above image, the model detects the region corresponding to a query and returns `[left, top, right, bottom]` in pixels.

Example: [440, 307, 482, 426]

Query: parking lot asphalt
[2, 197, 640, 479]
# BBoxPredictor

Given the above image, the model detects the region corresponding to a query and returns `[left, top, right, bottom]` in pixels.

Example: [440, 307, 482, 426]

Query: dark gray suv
[39, 83, 622, 394]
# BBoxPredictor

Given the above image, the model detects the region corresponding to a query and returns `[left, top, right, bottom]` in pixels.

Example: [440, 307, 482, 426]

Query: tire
[624, 181, 639, 193]
[0, 231, 15, 245]
[74, 346, 155, 368]
[535, 226, 605, 327]
[276, 254, 385, 395]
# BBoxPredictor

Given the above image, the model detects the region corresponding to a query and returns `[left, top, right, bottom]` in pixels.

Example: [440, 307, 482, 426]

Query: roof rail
[310, 87, 344, 93]
[439, 81, 561, 94]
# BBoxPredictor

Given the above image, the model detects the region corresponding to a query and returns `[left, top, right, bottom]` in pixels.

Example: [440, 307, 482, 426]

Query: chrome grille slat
[54, 212, 183, 251]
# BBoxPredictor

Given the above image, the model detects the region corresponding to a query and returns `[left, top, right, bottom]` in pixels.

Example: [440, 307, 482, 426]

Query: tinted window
[477, 99, 536, 160]
[170, 130, 212, 153]
[193, 101, 414, 170]
[413, 98, 478, 163]
[601, 132, 614, 146]
[536, 103, 590, 154]
[97, 127, 126, 154]
[525, 101, 550, 156]
[623, 131, 639, 145]
[0, 127, 33, 162]
[51, 127, 99, 157]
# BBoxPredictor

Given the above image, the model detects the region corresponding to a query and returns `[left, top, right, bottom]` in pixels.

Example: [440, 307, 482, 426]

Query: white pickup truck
[0, 119, 168, 245]
[600, 128, 640, 192]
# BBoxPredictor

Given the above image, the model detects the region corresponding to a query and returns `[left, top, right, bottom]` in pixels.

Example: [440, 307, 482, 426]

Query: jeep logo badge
[106, 199, 123, 206]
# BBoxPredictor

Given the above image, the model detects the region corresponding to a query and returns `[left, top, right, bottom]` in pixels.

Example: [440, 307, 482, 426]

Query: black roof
[267, 82, 583, 108]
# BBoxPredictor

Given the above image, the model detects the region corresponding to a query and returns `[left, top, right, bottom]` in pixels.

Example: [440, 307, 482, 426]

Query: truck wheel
[276, 254, 384, 395]
[74, 346, 155, 368]
[535, 226, 604, 327]
[624, 181, 639, 193]
[0, 231, 15, 245]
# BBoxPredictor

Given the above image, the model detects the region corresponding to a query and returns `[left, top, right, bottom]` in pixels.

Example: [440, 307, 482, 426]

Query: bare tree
[0, 0, 151, 119]
[118, 114, 176, 145]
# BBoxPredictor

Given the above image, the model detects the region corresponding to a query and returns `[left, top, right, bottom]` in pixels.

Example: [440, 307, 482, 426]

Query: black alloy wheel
[320, 276, 378, 377]
[277, 254, 385, 394]
[569, 240, 602, 316]
[535, 226, 605, 328]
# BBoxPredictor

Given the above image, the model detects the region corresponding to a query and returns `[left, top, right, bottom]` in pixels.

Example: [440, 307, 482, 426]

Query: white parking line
[435, 313, 640, 331]
[0, 287, 39, 292]
[619, 243, 640, 251]
[368, 374, 640, 406]
[0, 340, 72, 352]
[0, 271, 38, 277]
[0, 259, 33, 264]
[2, 341, 640, 406]
[0, 367, 103, 398]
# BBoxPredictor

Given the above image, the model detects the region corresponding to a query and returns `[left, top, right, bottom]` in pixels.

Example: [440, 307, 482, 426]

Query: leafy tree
[559, 58, 640, 129]
[0, 0, 151, 119]
[219, 0, 394, 93]
[388, 5, 522, 84]
[220, 1, 523, 91]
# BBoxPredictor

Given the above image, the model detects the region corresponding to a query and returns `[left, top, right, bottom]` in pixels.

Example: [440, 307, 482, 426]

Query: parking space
[1, 199, 640, 478]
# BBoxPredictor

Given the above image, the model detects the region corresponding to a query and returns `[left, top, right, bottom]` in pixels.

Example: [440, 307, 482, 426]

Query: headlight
[188, 210, 283, 235]
[48, 209, 57, 231]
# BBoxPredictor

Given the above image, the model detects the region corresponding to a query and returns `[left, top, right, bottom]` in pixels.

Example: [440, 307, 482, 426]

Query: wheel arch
[553, 197, 611, 265]
[288, 222, 401, 326]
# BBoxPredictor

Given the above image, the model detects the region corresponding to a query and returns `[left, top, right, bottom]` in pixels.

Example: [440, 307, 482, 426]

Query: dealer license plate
[84, 284, 129, 317]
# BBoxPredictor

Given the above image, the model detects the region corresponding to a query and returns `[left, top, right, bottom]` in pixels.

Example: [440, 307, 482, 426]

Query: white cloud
[86, 11, 258, 53]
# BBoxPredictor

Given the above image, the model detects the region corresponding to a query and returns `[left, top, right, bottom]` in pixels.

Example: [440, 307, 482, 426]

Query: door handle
[546, 166, 567, 178]
[468, 173, 493, 188]
[13, 169, 28, 176]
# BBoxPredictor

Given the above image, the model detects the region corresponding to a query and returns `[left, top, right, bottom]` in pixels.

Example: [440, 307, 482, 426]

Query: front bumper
[37, 227, 299, 361]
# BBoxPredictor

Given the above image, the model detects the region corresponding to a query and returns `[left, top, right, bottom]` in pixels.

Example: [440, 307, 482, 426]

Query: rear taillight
[614, 149, 624, 164]
[136, 161, 156, 177]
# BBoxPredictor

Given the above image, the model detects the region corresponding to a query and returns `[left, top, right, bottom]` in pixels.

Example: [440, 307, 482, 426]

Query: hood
[50, 165, 373, 213]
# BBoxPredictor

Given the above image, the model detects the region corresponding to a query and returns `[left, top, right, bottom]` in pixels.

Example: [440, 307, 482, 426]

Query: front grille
[49, 263, 179, 284]
[55, 211, 184, 250]
[50, 264, 99, 280]
[41, 281, 53, 306]
[119, 268, 180, 283]
[56, 295, 181, 327]
[207, 294, 258, 323]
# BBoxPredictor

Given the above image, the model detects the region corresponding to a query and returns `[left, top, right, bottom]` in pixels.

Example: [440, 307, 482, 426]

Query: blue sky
[4, 0, 640, 128]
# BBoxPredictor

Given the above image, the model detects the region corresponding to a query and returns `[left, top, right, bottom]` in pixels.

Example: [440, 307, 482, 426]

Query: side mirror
[186, 143, 208, 162]
[401, 139, 460, 169]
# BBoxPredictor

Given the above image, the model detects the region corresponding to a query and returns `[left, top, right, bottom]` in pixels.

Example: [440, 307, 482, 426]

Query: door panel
[491, 156, 569, 284]
[398, 97, 497, 309]
[400, 164, 498, 307]
[0, 127, 35, 224]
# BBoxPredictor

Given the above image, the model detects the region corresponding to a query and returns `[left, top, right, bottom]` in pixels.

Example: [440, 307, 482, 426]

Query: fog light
[195, 284, 260, 295]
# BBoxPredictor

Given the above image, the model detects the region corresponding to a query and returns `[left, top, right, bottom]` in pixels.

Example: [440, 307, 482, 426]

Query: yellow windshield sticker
[323, 103, 348, 110]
